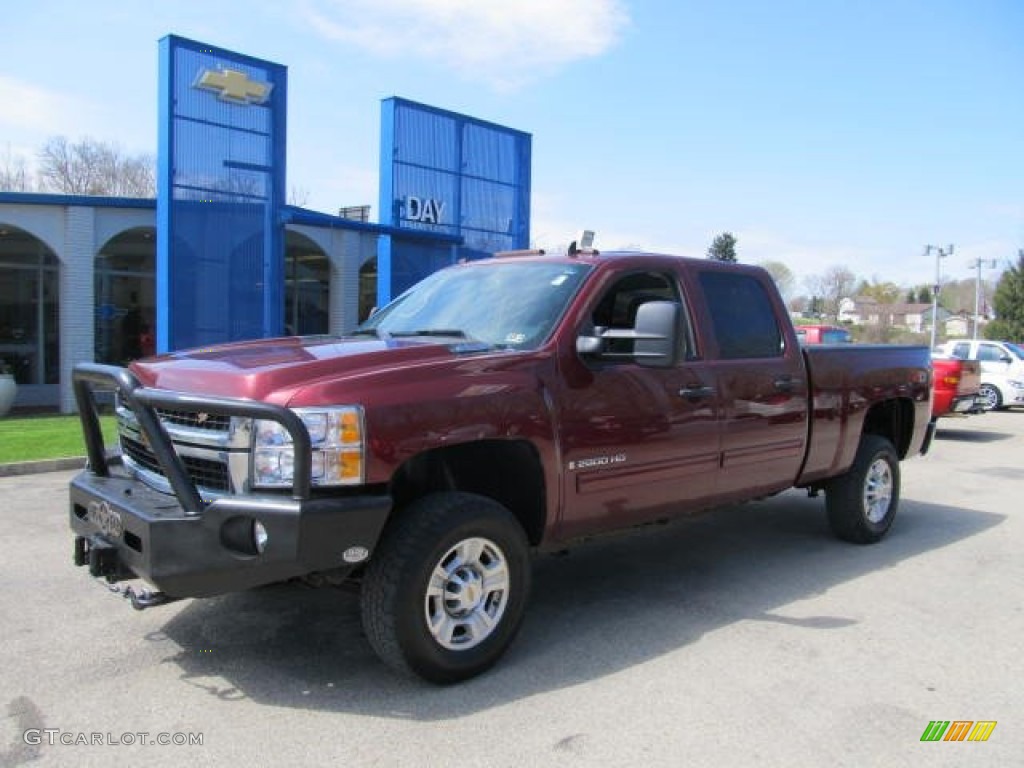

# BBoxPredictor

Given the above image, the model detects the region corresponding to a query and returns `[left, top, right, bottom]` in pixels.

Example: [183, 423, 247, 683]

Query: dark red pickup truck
[70, 249, 934, 682]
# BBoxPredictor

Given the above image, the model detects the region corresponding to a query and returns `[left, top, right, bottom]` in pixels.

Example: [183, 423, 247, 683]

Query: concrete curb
[0, 456, 88, 478]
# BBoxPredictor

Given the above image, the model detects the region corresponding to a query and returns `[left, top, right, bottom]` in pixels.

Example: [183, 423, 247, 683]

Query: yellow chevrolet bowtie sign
[194, 67, 272, 105]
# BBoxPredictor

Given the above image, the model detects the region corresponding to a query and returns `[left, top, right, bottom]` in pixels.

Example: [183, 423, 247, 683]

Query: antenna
[568, 230, 597, 257]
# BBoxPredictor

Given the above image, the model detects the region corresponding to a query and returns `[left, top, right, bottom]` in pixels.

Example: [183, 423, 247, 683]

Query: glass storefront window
[0, 226, 59, 387]
[94, 228, 156, 364]
[284, 232, 329, 336]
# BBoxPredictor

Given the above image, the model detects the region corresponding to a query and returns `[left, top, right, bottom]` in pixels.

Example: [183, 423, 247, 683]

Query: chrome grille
[155, 408, 232, 431]
[116, 403, 250, 497]
[121, 436, 231, 493]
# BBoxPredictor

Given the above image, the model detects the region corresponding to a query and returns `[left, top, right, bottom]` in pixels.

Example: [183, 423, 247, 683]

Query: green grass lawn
[0, 414, 118, 464]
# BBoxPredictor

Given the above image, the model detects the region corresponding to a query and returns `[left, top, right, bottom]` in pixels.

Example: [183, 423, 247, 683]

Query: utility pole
[924, 244, 953, 350]
[969, 257, 998, 340]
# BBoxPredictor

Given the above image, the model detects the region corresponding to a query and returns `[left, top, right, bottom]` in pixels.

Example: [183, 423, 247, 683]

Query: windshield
[1005, 342, 1024, 360]
[360, 260, 592, 350]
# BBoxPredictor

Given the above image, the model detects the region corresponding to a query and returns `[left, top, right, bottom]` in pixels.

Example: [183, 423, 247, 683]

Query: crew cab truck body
[70, 251, 934, 683]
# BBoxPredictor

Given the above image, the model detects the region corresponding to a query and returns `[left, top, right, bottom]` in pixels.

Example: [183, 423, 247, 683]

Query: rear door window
[978, 344, 1003, 362]
[699, 272, 783, 359]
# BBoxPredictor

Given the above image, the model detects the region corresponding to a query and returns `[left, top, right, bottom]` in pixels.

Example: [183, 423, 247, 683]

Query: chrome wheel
[362, 492, 530, 683]
[979, 384, 1001, 411]
[826, 435, 900, 544]
[863, 457, 893, 523]
[425, 536, 510, 650]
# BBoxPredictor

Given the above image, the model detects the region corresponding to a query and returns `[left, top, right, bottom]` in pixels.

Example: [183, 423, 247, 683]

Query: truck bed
[798, 344, 932, 485]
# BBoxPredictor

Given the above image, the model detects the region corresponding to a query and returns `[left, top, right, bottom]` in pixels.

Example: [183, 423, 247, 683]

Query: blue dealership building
[0, 35, 531, 412]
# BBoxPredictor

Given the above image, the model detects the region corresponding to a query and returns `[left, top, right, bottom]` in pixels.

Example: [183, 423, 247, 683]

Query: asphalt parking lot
[1, 411, 1021, 767]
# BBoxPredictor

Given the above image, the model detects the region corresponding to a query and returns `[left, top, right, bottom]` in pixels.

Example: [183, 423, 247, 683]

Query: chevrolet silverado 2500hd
[70, 248, 934, 683]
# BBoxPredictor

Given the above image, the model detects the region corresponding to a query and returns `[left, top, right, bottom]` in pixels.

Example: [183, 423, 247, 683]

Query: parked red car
[795, 324, 852, 344]
[931, 356, 982, 419]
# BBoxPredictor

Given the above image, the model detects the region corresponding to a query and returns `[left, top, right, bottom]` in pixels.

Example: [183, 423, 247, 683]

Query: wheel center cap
[447, 567, 484, 615]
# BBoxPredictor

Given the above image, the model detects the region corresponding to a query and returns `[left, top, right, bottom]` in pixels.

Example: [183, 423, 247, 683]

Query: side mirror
[633, 301, 680, 367]
[575, 301, 681, 368]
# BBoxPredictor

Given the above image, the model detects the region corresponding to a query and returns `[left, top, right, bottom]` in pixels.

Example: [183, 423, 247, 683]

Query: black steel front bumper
[70, 466, 390, 597]
[69, 363, 391, 599]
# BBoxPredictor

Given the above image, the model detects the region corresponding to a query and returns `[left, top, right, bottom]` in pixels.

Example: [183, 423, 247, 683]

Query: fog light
[253, 520, 269, 554]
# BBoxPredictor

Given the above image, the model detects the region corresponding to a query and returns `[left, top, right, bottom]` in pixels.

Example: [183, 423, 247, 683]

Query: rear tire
[826, 435, 900, 544]
[978, 383, 1002, 411]
[361, 492, 531, 684]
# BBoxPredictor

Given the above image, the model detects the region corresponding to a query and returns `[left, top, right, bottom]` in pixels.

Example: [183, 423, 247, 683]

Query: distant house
[944, 315, 970, 338]
[889, 302, 937, 333]
[838, 296, 949, 332]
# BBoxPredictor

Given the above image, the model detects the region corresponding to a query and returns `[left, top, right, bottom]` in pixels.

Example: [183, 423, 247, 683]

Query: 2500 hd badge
[568, 454, 627, 471]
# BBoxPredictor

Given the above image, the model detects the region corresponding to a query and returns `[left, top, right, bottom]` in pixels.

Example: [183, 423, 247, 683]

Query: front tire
[826, 435, 900, 544]
[361, 492, 531, 684]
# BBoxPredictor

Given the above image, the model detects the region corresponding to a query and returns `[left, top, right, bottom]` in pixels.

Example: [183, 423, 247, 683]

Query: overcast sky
[2, 0, 1021, 290]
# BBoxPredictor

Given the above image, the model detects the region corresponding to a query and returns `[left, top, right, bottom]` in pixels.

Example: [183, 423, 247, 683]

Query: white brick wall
[2, 201, 381, 413]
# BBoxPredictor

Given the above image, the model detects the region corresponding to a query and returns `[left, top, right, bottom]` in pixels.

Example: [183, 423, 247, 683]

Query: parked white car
[935, 339, 1024, 410]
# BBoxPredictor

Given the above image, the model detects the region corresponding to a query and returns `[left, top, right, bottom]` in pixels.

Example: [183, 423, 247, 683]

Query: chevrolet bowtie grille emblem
[194, 67, 272, 105]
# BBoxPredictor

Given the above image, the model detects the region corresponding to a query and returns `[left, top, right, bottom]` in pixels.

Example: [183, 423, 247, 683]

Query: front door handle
[773, 376, 797, 392]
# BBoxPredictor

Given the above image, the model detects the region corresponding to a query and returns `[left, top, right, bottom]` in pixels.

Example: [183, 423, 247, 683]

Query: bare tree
[939, 277, 988, 315]
[758, 260, 795, 303]
[118, 155, 156, 198]
[788, 295, 809, 314]
[855, 278, 902, 305]
[805, 266, 857, 321]
[37, 136, 155, 197]
[288, 186, 311, 207]
[0, 144, 32, 191]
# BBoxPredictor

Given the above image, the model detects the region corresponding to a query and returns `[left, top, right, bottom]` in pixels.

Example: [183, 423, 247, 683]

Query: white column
[60, 207, 96, 413]
[328, 229, 373, 335]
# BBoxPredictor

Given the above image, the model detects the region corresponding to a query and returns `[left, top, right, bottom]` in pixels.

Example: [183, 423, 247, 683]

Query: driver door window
[589, 271, 690, 359]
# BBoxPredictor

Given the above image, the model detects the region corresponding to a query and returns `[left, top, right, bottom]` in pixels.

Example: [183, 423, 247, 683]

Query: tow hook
[105, 582, 180, 611]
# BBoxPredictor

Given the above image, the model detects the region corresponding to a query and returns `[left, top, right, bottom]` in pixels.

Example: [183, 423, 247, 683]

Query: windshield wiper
[390, 329, 468, 338]
[350, 328, 391, 339]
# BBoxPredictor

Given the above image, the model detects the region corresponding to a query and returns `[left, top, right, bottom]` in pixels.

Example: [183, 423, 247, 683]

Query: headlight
[252, 406, 365, 488]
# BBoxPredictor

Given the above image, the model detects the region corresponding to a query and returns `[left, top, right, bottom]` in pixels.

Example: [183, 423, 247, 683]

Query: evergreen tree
[707, 232, 738, 262]
[985, 251, 1024, 341]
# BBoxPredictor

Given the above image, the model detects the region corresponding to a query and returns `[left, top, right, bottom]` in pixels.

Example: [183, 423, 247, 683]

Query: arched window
[359, 256, 377, 324]
[0, 225, 60, 393]
[284, 231, 329, 335]
[94, 227, 156, 364]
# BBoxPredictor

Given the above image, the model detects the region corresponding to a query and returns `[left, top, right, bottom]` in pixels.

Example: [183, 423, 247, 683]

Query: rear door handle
[679, 385, 715, 399]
